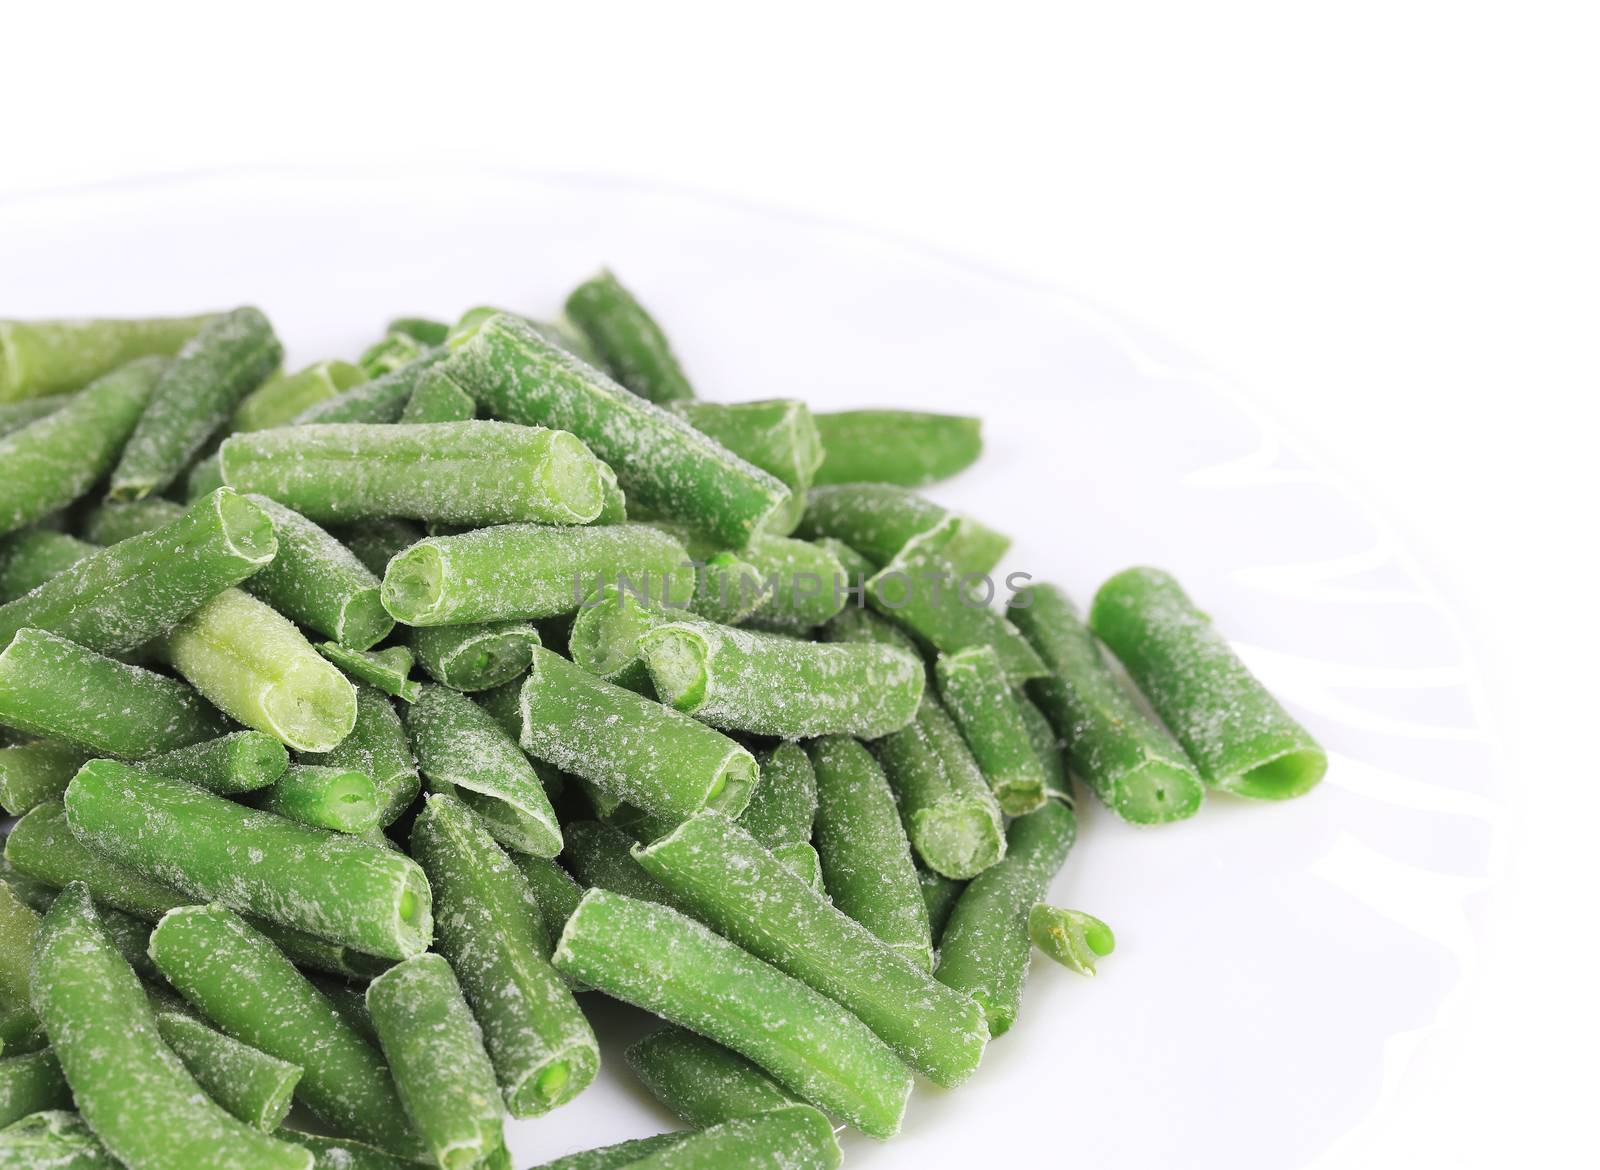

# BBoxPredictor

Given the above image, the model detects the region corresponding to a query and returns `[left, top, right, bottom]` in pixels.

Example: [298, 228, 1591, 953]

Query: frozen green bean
[316, 643, 421, 703]
[936, 645, 1051, 815]
[148, 904, 423, 1158]
[0, 883, 41, 1056]
[0, 740, 89, 815]
[812, 409, 982, 487]
[562, 819, 682, 910]
[222, 421, 605, 527]
[739, 534, 849, 629]
[519, 646, 756, 821]
[0, 629, 228, 758]
[0, 312, 215, 402]
[108, 308, 282, 501]
[619, 1105, 840, 1170]
[410, 620, 539, 692]
[638, 812, 987, 1087]
[399, 367, 476, 423]
[241, 496, 392, 650]
[0, 395, 71, 436]
[1008, 582, 1205, 823]
[405, 685, 561, 857]
[1029, 904, 1115, 976]
[800, 483, 1008, 575]
[918, 867, 965, 944]
[138, 730, 289, 796]
[0, 358, 166, 536]
[155, 1011, 302, 1131]
[1013, 688, 1070, 800]
[31, 885, 313, 1170]
[78, 497, 184, 546]
[383, 522, 693, 626]
[233, 360, 366, 432]
[366, 954, 505, 1170]
[867, 518, 1044, 682]
[936, 800, 1077, 1036]
[291, 348, 448, 426]
[0, 531, 95, 603]
[594, 460, 628, 524]
[666, 399, 822, 534]
[822, 604, 926, 666]
[67, 761, 432, 959]
[0, 488, 277, 657]
[0, 1110, 118, 1169]
[527, 1132, 691, 1170]
[638, 617, 923, 739]
[626, 1025, 800, 1128]
[807, 736, 932, 970]
[567, 585, 679, 692]
[411, 793, 598, 1116]
[250, 765, 380, 835]
[0, 1049, 71, 1128]
[303, 684, 419, 826]
[740, 742, 817, 851]
[771, 841, 825, 893]
[1089, 567, 1327, 798]
[875, 700, 1006, 880]
[388, 317, 451, 346]
[511, 855, 586, 948]
[157, 587, 357, 753]
[447, 315, 790, 546]
[552, 889, 914, 1138]
[564, 270, 696, 404]
[358, 332, 428, 378]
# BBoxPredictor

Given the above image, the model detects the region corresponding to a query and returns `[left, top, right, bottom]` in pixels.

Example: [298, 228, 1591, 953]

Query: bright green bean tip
[1228, 745, 1328, 800]
[639, 626, 709, 710]
[382, 545, 444, 624]
[1029, 904, 1115, 975]
[1115, 759, 1207, 823]
[211, 488, 279, 564]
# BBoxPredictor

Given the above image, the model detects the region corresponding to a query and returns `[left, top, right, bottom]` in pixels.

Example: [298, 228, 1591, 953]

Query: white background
[3, 3, 1594, 1165]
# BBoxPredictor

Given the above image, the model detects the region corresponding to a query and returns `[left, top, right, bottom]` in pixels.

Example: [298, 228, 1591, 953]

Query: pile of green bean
[0, 271, 1326, 1170]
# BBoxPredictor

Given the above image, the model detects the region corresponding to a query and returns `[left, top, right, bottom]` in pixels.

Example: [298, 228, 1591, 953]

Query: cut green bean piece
[0, 741, 89, 815]
[411, 793, 597, 1116]
[918, 868, 965, 944]
[822, 604, 926, 666]
[511, 855, 586, 950]
[800, 483, 1008, 575]
[639, 812, 986, 1088]
[0, 531, 95, 603]
[626, 1025, 800, 1128]
[316, 643, 421, 703]
[567, 585, 679, 693]
[867, 518, 1044, 682]
[639, 617, 923, 739]
[564, 270, 696, 405]
[1029, 904, 1115, 976]
[0, 394, 72, 436]
[155, 1011, 303, 1131]
[67, 761, 432, 959]
[387, 317, 451, 347]
[232, 361, 367, 432]
[937, 800, 1077, 1036]
[0, 883, 41, 1055]
[241, 496, 392, 650]
[358, 332, 428, 378]
[366, 954, 505, 1170]
[813, 409, 983, 487]
[519, 646, 756, 822]
[1089, 567, 1328, 799]
[148, 904, 423, 1159]
[0, 312, 215, 403]
[0, 1049, 71, 1128]
[31, 885, 313, 1170]
[875, 700, 1006, 880]
[303, 684, 419, 826]
[448, 315, 790, 547]
[595, 460, 628, 524]
[621, 1105, 841, 1170]
[138, 730, 290, 796]
[527, 1132, 692, 1170]
[222, 421, 605, 527]
[0, 488, 277, 658]
[936, 645, 1051, 815]
[807, 736, 932, 971]
[0, 358, 165, 537]
[1014, 688, 1071, 801]
[410, 620, 539, 692]
[108, 308, 282, 501]
[406, 685, 561, 857]
[553, 889, 913, 1138]
[383, 522, 693, 626]
[739, 534, 849, 629]
[158, 588, 357, 753]
[399, 368, 476, 423]
[450, 310, 604, 370]
[307, 976, 377, 1045]
[1008, 582, 1205, 823]
[0, 629, 228, 758]
[636, 524, 771, 625]
[251, 765, 380, 835]
[740, 742, 817, 851]
[771, 841, 825, 893]
[0, 1110, 119, 1169]
[291, 348, 449, 426]
[78, 497, 184, 546]
[666, 399, 822, 534]
[563, 820, 682, 911]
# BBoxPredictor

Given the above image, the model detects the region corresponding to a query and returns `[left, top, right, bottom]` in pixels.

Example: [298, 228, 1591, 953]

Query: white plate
[0, 168, 1500, 1169]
